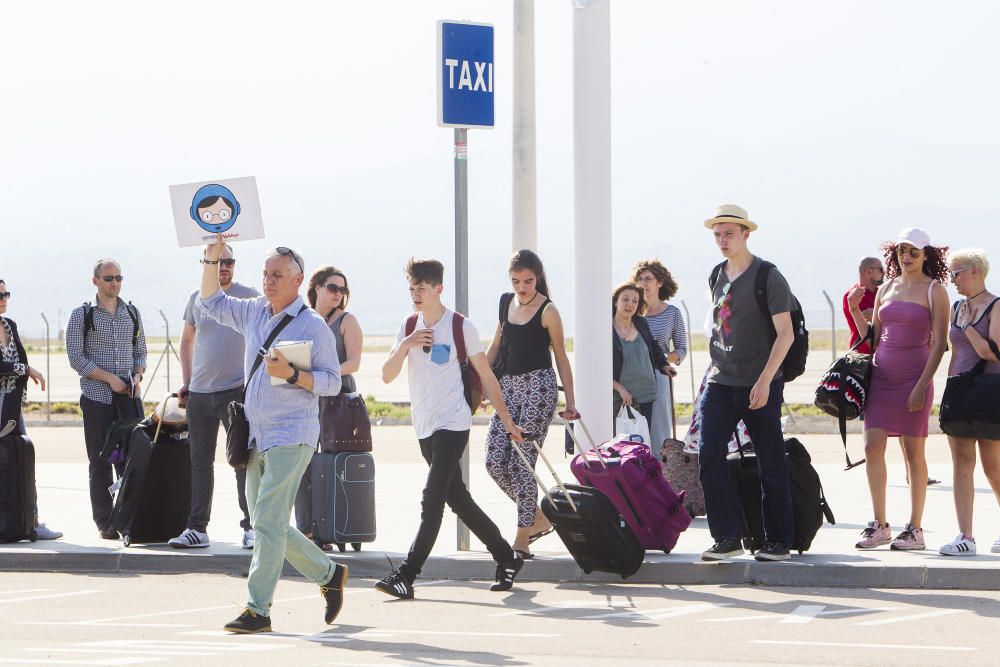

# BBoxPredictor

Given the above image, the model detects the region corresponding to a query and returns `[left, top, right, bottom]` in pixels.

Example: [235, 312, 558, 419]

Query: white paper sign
[169, 176, 265, 247]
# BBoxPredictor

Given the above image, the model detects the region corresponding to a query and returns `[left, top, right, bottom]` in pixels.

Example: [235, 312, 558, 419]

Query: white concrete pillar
[572, 0, 613, 441]
[512, 0, 538, 251]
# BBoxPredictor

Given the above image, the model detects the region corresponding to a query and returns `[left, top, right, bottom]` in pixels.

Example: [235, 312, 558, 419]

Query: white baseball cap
[896, 227, 931, 249]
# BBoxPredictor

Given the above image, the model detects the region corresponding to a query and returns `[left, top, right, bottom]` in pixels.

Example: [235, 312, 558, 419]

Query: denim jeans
[399, 429, 514, 581]
[185, 388, 251, 532]
[698, 378, 794, 546]
[245, 444, 336, 616]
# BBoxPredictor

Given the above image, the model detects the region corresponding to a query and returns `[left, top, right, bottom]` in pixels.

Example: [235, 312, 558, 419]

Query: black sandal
[513, 548, 534, 560]
[527, 527, 554, 545]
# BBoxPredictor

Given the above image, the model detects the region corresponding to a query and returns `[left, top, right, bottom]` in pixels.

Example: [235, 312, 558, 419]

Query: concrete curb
[2, 550, 998, 590]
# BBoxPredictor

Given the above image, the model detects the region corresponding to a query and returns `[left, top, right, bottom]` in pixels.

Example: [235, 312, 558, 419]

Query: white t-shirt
[392, 309, 484, 440]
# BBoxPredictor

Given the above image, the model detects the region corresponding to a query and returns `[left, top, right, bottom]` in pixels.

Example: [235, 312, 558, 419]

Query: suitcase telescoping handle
[563, 415, 609, 472]
[509, 425, 579, 513]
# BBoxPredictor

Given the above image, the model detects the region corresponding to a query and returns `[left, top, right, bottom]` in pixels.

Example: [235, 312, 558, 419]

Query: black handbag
[940, 336, 1000, 435]
[226, 306, 305, 469]
[814, 330, 871, 470]
[319, 394, 372, 453]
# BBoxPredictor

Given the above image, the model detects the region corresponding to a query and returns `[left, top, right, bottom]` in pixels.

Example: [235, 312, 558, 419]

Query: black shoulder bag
[940, 299, 1000, 436]
[491, 293, 514, 379]
[226, 306, 305, 469]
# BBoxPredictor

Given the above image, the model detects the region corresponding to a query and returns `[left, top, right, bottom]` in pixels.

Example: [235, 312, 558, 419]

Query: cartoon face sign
[190, 183, 241, 233]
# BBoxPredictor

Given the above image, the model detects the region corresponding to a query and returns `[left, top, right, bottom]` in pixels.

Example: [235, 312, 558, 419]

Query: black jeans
[399, 429, 514, 581]
[698, 378, 794, 546]
[185, 388, 251, 532]
[80, 395, 118, 530]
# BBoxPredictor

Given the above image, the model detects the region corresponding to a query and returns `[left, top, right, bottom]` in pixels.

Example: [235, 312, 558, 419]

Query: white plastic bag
[614, 404, 650, 445]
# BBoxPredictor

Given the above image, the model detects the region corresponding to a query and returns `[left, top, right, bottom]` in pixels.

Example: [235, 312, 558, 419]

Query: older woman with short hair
[612, 282, 669, 427]
[938, 248, 1000, 556]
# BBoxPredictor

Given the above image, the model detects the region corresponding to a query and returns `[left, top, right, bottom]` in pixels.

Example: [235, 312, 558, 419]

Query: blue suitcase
[311, 451, 376, 552]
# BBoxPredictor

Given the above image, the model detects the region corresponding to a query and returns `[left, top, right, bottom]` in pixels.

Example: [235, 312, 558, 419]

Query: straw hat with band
[704, 204, 758, 232]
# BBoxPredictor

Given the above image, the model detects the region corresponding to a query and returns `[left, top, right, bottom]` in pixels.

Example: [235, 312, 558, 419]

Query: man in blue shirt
[197, 237, 348, 634]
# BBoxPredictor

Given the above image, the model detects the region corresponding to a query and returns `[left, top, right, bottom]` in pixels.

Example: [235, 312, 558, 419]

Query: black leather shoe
[321, 563, 349, 624]
[223, 608, 271, 634]
[99, 527, 120, 540]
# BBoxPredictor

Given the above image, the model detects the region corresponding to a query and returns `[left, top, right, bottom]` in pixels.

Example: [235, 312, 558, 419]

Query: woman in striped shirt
[632, 260, 687, 456]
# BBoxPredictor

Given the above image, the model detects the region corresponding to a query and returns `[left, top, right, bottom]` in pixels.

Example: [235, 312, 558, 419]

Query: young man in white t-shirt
[376, 258, 526, 600]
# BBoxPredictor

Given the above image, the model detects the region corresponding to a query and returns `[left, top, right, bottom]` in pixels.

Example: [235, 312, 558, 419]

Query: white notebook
[269, 340, 312, 385]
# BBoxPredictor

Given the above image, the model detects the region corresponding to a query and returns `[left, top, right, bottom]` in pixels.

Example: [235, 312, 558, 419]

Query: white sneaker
[242, 529, 255, 550]
[168, 528, 209, 549]
[35, 523, 63, 540]
[992, 537, 1000, 554]
[939, 534, 976, 556]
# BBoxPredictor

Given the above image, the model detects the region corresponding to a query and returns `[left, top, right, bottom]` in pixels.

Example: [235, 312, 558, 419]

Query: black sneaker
[701, 538, 744, 561]
[320, 564, 349, 624]
[223, 608, 271, 634]
[490, 555, 524, 592]
[375, 570, 414, 600]
[754, 542, 791, 561]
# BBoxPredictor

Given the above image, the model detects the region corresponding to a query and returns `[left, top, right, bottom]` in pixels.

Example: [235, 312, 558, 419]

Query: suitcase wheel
[351, 543, 361, 552]
[29, 529, 37, 543]
[123, 534, 132, 547]
[662, 549, 671, 555]
[336, 543, 346, 553]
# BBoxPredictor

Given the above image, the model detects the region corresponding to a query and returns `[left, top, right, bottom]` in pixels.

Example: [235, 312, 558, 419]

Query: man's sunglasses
[275, 247, 303, 274]
[323, 284, 348, 295]
[100, 275, 124, 283]
[218, 258, 236, 267]
[0, 291, 10, 300]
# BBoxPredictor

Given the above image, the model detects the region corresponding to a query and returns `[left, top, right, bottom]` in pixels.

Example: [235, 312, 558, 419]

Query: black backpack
[709, 259, 809, 382]
[82, 301, 141, 348]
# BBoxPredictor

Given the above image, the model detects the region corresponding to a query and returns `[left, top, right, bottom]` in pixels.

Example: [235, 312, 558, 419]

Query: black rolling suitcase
[0, 432, 37, 543]
[110, 423, 191, 546]
[311, 451, 376, 552]
[727, 437, 835, 554]
[527, 418, 644, 579]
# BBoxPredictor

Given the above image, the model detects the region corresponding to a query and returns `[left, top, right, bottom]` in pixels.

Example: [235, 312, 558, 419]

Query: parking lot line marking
[43, 593, 319, 625]
[0, 590, 102, 604]
[493, 599, 629, 617]
[0, 658, 159, 665]
[752, 640, 975, 652]
[855, 609, 966, 626]
[584, 602, 730, 620]
[1, 589, 52, 595]
[22, 649, 207, 658]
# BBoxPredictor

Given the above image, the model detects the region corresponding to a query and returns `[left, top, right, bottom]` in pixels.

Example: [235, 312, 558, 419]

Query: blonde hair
[949, 248, 990, 278]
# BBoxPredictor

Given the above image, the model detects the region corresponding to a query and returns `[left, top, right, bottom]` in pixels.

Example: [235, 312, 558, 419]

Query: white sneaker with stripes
[168, 528, 210, 549]
[938, 534, 976, 556]
[992, 537, 1000, 554]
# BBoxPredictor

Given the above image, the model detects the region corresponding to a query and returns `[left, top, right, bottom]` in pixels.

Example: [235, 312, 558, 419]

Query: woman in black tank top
[484, 250, 578, 558]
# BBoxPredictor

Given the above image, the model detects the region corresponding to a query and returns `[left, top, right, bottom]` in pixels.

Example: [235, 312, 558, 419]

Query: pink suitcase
[568, 423, 691, 553]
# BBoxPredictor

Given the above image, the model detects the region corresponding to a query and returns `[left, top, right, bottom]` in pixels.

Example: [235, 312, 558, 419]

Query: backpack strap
[452, 311, 468, 364]
[754, 260, 776, 319]
[126, 302, 140, 348]
[498, 293, 514, 323]
[404, 313, 419, 337]
[82, 302, 94, 344]
[82, 301, 140, 348]
[708, 261, 726, 292]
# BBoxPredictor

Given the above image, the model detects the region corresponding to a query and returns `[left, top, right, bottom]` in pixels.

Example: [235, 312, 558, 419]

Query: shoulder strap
[126, 301, 140, 348]
[499, 293, 514, 323]
[82, 303, 94, 343]
[708, 261, 726, 291]
[754, 261, 775, 317]
[243, 304, 307, 399]
[452, 312, 468, 364]
[927, 280, 936, 309]
[404, 313, 419, 337]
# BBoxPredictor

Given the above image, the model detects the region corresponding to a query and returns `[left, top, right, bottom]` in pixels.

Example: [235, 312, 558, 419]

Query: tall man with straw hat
[698, 204, 796, 562]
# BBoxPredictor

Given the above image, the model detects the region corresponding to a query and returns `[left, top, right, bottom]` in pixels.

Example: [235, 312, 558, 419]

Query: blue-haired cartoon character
[190, 183, 241, 233]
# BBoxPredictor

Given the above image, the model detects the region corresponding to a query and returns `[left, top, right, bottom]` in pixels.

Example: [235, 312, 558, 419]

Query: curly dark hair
[881, 242, 949, 282]
[631, 259, 678, 301]
[612, 282, 646, 317]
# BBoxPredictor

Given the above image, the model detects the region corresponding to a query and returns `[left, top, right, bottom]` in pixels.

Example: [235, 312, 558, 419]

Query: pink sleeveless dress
[864, 297, 934, 437]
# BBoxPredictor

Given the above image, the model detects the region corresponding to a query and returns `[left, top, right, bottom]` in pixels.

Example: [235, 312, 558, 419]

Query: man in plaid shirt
[66, 258, 147, 540]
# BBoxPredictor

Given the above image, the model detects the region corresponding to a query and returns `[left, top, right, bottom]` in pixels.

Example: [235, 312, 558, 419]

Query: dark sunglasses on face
[323, 284, 348, 295]
[219, 258, 236, 267]
[0, 292, 10, 300]
[896, 246, 923, 259]
[949, 268, 971, 280]
[275, 247, 303, 274]
[100, 275, 124, 283]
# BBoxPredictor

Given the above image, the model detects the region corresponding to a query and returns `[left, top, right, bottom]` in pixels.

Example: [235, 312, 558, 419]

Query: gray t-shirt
[183, 282, 260, 393]
[708, 257, 794, 387]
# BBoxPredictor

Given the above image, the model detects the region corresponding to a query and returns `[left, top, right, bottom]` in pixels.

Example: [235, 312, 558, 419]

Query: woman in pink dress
[847, 228, 950, 551]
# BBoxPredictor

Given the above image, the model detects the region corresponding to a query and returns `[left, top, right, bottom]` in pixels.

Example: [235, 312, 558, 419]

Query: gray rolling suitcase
[311, 451, 376, 552]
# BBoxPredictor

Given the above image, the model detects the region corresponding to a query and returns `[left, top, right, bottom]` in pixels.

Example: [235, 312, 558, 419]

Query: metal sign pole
[454, 127, 471, 551]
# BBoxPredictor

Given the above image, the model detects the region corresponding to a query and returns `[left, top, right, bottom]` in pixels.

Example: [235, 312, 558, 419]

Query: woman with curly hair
[632, 259, 686, 456]
[847, 228, 950, 551]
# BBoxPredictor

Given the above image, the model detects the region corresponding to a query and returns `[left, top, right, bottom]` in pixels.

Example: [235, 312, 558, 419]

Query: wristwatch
[285, 364, 299, 385]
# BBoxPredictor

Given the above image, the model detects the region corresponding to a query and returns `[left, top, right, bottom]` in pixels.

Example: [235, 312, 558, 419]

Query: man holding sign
[196, 236, 348, 634]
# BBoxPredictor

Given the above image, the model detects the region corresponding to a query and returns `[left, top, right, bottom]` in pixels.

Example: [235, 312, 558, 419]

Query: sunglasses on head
[100, 275, 124, 283]
[896, 246, 923, 259]
[323, 284, 348, 295]
[275, 247, 303, 274]
[0, 291, 10, 300]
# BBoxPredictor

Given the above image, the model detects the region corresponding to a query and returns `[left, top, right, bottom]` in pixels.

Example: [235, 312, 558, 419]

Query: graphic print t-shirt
[392, 309, 484, 439]
[708, 257, 794, 387]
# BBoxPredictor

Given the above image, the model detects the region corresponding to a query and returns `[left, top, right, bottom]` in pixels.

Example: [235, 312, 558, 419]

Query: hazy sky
[2, 0, 997, 339]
